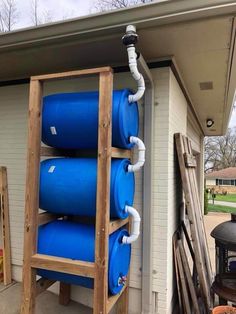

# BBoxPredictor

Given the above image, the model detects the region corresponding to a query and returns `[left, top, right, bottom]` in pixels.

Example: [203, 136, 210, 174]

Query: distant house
[206, 167, 236, 193]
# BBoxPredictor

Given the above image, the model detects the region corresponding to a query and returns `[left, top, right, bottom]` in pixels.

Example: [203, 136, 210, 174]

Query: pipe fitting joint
[122, 206, 141, 244]
[128, 136, 146, 172]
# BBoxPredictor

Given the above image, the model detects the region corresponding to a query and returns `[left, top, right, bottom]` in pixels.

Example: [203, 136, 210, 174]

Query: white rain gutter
[122, 206, 141, 244]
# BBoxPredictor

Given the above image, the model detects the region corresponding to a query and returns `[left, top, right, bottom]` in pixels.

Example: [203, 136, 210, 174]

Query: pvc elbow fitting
[122, 206, 141, 244]
[128, 136, 146, 172]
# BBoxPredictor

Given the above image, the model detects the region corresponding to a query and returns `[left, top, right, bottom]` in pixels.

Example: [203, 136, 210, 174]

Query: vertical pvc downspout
[137, 48, 155, 314]
[123, 25, 154, 313]
[141, 67, 154, 314]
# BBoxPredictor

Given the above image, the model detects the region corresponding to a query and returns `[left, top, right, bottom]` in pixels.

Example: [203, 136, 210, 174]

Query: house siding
[167, 70, 187, 313]
[0, 84, 28, 282]
[151, 67, 188, 313]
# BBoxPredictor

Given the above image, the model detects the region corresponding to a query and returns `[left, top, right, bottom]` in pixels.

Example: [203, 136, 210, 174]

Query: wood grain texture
[93, 70, 113, 314]
[178, 239, 200, 314]
[0, 167, 12, 285]
[175, 245, 191, 314]
[109, 217, 129, 234]
[111, 147, 132, 159]
[21, 79, 43, 314]
[32, 67, 112, 82]
[31, 254, 95, 277]
[40, 146, 131, 159]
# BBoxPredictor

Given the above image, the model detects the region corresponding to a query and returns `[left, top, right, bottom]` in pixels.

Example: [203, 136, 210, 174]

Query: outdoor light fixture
[206, 118, 214, 128]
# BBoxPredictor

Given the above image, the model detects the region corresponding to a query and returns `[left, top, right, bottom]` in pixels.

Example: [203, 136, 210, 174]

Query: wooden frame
[20, 67, 130, 314]
[0, 167, 12, 285]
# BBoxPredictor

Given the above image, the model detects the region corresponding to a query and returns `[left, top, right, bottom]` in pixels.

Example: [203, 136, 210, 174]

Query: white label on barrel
[48, 166, 56, 173]
[50, 126, 57, 135]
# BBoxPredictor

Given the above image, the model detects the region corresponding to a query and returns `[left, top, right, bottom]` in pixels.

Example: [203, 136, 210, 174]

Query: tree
[0, 0, 19, 31]
[29, 0, 53, 26]
[204, 128, 236, 173]
[93, 0, 153, 12]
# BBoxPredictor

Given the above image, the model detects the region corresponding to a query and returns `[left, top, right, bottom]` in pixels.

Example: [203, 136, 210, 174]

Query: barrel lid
[113, 159, 135, 219]
[117, 89, 139, 149]
[211, 214, 236, 246]
[108, 229, 131, 295]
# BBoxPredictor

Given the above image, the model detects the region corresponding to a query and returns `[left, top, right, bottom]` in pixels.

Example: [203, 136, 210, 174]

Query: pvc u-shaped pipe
[122, 206, 141, 244]
[128, 136, 145, 172]
[127, 46, 145, 103]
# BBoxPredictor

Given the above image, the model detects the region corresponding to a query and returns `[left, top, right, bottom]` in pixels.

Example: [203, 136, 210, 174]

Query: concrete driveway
[204, 212, 231, 272]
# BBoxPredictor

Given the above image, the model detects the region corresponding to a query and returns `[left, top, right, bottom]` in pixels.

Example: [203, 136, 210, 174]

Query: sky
[229, 107, 236, 128]
[15, 0, 94, 29]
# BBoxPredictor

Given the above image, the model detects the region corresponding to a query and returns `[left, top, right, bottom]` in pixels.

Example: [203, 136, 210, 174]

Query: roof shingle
[206, 167, 236, 179]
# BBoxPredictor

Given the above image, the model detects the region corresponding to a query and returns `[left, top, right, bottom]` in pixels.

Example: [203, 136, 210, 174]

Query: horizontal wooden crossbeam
[32, 67, 113, 82]
[31, 254, 95, 278]
[38, 212, 62, 225]
[41, 146, 132, 159]
[109, 217, 129, 234]
[111, 148, 132, 159]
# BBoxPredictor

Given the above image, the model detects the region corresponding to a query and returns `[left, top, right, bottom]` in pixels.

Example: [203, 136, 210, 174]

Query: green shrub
[204, 188, 208, 215]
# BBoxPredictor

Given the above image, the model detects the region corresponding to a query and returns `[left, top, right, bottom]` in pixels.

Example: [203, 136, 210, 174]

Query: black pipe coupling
[122, 25, 138, 46]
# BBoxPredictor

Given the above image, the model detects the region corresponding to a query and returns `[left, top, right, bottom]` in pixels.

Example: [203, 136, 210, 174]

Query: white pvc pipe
[122, 206, 141, 244]
[125, 26, 145, 103]
[128, 136, 146, 172]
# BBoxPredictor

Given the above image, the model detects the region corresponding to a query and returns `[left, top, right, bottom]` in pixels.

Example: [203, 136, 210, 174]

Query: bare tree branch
[93, 0, 153, 12]
[0, 0, 19, 31]
[29, 0, 53, 26]
[205, 128, 236, 173]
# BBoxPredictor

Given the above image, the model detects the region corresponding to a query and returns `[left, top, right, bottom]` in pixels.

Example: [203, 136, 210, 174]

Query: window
[217, 179, 236, 186]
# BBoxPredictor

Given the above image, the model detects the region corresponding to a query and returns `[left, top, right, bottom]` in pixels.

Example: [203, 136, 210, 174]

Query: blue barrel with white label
[42, 89, 139, 149]
[37, 220, 131, 295]
[39, 158, 134, 219]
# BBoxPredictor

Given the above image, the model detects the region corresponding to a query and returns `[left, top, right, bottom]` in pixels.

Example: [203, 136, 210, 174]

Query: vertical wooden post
[0, 167, 12, 285]
[59, 282, 71, 305]
[21, 79, 43, 314]
[94, 70, 113, 314]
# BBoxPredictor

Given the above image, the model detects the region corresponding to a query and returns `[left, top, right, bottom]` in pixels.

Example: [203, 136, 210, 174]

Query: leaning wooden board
[0, 167, 12, 285]
[175, 133, 212, 311]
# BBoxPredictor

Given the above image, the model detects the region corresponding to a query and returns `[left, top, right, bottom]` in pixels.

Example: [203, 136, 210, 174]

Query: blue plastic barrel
[39, 158, 134, 219]
[37, 221, 131, 295]
[42, 89, 139, 149]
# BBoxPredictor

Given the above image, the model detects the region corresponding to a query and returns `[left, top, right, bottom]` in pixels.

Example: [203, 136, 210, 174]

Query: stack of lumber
[174, 133, 213, 313]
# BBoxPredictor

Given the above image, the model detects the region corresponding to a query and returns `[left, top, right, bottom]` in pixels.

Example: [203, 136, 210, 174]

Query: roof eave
[1, 0, 236, 51]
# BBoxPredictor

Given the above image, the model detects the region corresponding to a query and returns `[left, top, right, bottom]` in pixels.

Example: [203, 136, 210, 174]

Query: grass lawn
[214, 193, 236, 202]
[208, 203, 236, 213]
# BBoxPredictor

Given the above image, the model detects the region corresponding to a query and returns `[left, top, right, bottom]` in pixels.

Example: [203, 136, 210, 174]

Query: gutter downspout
[123, 24, 154, 313]
[138, 53, 154, 314]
